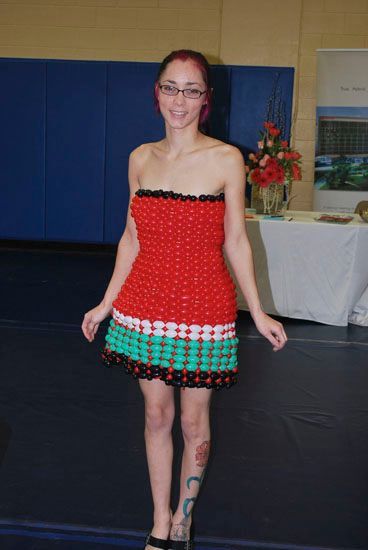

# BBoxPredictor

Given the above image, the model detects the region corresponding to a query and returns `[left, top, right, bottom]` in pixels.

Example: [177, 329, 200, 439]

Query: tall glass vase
[251, 183, 285, 215]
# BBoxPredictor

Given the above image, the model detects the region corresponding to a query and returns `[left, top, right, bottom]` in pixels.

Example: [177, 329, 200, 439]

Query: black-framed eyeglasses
[159, 84, 206, 99]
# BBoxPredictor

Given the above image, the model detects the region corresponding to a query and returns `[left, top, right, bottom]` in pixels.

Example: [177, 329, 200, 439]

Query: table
[228, 210, 368, 327]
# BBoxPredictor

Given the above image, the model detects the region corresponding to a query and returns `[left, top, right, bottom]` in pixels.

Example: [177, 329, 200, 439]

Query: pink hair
[153, 49, 212, 128]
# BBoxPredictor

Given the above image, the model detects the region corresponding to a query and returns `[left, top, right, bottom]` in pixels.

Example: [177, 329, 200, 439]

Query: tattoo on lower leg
[186, 475, 202, 489]
[195, 440, 210, 467]
[182, 471, 204, 518]
[179, 441, 210, 521]
[171, 440, 211, 539]
[183, 497, 196, 518]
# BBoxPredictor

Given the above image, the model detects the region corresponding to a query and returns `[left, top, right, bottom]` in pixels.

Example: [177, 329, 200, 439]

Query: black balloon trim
[100, 347, 237, 390]
[135, 188, 225, 202]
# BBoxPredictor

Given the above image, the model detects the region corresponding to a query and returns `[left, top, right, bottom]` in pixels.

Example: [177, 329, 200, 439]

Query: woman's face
[157, 59, 207, 130]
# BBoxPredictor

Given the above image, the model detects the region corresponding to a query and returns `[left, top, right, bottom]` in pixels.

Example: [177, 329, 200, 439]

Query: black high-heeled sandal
[144, 532, 170, 550]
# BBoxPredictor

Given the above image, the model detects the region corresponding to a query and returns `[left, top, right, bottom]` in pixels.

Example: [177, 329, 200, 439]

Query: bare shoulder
[206, 140, 245, 187]
[204, 138, 244, 167]
[129, 142, 156, 165]
[127, 143, 155, 188]
[133, 138, 166, 155]
[216, 142, 244, 166]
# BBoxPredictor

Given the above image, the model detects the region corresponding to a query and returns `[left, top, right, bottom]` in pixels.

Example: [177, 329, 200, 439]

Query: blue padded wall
[0, 58, 294, 244]
[208, 65, 231, 142]
[0, 60, 45, 239]
[228, 66, 294, 153]
[46, 62, 107, 242]
[104, 62, 164, 243]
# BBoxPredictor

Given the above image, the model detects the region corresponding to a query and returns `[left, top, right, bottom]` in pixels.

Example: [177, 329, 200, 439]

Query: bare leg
[170, 387, 212, 542]
[139, 378, 175, 549]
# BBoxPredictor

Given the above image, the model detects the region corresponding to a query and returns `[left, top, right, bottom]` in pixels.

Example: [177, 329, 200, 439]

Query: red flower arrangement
[246, 121, 302, 189]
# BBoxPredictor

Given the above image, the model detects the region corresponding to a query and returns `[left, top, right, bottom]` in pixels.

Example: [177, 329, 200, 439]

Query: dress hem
[100, 348, 238, 390]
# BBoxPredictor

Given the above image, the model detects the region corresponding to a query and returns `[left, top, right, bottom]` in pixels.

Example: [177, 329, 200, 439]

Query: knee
[181, 410, 208, 443]
[145, 403, 174, 435]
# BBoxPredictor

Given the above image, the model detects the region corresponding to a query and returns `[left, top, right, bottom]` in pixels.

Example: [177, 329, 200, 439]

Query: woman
[82, 50, 287, 550]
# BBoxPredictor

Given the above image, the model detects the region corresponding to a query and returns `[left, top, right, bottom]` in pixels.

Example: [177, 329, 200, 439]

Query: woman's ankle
[169, 516, 192, 541]
[151, 510, 172, 538]
[153, 507, 172, 522]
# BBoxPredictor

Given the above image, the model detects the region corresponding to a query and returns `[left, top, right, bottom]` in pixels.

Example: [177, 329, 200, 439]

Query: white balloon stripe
[112, 308, 236, 340]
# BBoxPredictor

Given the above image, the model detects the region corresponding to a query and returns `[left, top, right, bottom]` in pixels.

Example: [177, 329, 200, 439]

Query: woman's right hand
[81, 303, 112, 343]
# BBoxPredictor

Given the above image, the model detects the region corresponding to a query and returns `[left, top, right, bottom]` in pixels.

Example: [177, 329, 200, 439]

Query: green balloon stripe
[105, 321, 238, 372]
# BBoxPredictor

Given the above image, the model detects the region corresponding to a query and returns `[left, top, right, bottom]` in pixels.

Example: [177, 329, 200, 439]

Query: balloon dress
[100, 188, 239, 390]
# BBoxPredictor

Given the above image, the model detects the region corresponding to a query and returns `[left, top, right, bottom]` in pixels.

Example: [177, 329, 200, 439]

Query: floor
[0, 242, 367, 550]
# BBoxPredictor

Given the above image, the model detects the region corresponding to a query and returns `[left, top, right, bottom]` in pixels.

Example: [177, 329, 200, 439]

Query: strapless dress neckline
[135, 188, 225, 202]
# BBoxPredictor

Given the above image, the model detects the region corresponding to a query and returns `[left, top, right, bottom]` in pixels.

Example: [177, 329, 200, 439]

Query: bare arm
[222, 148, 263, 319]
[81, 148, 141, 342]
[221, 146, 287, 351]
[100, 151, 141, 312]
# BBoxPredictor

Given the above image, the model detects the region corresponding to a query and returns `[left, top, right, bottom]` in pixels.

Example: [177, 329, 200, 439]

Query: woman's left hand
[253, 311, 288, 351]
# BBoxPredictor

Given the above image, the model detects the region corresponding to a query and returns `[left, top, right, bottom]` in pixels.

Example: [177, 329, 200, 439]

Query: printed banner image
[315, 107, 368, 193]
[314, 50, 368, 213]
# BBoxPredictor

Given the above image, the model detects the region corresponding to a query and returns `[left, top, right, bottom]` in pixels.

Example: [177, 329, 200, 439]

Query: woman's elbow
[119, 228, 139, 254]
[224, 233, 251, 255]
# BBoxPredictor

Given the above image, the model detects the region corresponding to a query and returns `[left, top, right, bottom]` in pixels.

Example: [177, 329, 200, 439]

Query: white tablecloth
[229, 210, 368, 326]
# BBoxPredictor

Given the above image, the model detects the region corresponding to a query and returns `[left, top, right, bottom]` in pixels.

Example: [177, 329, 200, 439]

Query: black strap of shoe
[145, 533, 170, 549]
